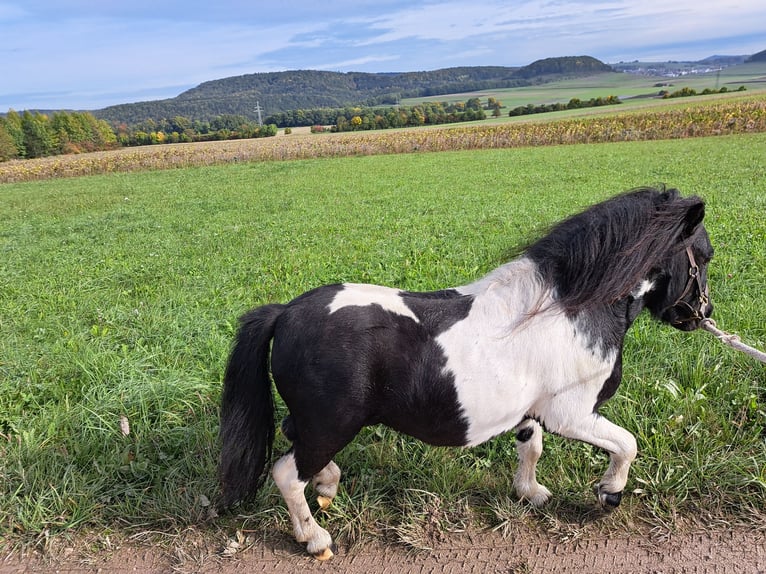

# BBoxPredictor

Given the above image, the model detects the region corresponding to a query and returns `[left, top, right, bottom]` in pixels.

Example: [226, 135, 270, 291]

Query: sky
[1, 1, 764, 112]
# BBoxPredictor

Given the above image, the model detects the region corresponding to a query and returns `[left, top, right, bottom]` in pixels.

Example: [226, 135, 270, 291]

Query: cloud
[352, 0, 765, 57]
[315, 54, 401, 71]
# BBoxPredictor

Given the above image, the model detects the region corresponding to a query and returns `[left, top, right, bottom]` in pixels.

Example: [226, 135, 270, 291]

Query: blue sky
[1, 1, 764, 111]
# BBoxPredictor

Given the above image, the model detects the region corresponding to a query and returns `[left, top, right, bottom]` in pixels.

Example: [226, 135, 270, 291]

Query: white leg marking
[547, 411, 637, 503]
[272, 453, 334, 557]
[312, 461, 341, 509]
[592, 419, 637, 503]
[513, 420, 552, 506]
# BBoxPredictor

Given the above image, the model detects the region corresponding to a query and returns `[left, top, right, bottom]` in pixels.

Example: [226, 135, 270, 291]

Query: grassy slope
[1, 134, 764, 547]
[402, 62, 766, 110]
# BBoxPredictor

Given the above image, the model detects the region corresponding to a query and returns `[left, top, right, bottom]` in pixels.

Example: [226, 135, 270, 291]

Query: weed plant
[1, 133, 764, 549]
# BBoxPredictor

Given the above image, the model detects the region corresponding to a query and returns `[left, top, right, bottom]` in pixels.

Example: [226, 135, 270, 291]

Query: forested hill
[514, 56, 613, 78]
[94, 56, 615, 124]
[746, 48, 766, 62]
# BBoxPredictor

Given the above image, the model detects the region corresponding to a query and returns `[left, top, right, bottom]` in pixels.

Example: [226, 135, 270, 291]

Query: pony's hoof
[312, 544, 336, 561]
[317, 495, 332, 510]
[515, 483, 552, 507]
[598, 489, 623, 507]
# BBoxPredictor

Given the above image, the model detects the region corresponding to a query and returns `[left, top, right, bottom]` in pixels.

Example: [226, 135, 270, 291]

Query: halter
[668, 245, 710, 324]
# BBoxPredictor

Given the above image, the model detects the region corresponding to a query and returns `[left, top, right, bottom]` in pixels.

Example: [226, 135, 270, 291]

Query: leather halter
[668, 245, 710, 324]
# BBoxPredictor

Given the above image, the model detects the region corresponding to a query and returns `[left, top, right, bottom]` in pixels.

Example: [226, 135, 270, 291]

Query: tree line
[0, 110, 117, 161]
[659, 85, 746, 99]
[267, 98, 502, 129]
[113, 115, 277, 146]
[329, 101, 490, 132]
[508, 95, 622, 117]
[0, 110, 277, 162]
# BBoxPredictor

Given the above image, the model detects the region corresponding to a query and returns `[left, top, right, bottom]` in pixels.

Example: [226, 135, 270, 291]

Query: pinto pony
[219, 186, 713, 559]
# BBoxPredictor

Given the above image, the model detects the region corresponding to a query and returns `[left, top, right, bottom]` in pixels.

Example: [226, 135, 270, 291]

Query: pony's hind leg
[513, 419, 552, 506]
[312, 461, 341, 510]
[282, 415, 342, 509]
[272, 452, 335, 560]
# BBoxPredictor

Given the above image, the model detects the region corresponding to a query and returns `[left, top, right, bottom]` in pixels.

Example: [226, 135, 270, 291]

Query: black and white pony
[219, 186, 713, 560]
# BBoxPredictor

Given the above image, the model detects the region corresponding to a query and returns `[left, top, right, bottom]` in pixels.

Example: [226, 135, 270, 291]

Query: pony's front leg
[272, 453, 335, 560]
[513, 419, 552, 506]
[553, 413, 637, 507]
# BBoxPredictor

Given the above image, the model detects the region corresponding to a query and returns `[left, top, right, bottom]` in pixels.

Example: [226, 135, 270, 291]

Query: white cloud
[354, 0, 764, 53]
[315, 54, 401, 71]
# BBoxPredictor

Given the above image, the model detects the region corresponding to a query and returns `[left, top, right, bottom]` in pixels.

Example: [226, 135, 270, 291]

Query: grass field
[1, 131, 765, 552]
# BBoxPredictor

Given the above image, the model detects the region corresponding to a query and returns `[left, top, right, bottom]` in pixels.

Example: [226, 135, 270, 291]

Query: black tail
[219, 303, 285, 508]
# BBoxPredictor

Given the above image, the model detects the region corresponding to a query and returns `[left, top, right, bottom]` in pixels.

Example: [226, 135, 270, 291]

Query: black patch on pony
[515, 426, 535, 443]
[269, 285, 474, 481]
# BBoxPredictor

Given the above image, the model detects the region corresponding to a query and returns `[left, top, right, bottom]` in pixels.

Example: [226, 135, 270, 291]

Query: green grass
[1, 134, 765, 550]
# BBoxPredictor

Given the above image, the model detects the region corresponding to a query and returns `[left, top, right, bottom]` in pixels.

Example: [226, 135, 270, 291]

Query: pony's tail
[218, 304, 285, 508]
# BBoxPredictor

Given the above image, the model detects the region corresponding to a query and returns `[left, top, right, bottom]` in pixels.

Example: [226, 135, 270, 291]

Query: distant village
[611, 56, 747, 78]
[618, 65, 722, 77]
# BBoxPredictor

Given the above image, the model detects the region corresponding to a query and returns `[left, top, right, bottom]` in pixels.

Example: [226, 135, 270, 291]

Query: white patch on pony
[327, 283, 419, 322]
[632, 279, 655, 298]
[442, 257, 619, 446]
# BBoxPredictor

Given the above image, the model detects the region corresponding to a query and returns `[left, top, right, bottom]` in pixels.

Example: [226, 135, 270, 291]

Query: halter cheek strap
[669, 245, 710, 323]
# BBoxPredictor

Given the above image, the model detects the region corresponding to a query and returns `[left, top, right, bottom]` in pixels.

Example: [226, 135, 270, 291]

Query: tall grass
[1, 133, 764, 548]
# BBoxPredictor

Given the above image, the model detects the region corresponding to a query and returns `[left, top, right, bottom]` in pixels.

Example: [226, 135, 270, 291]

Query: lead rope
[700, 318, 766, 364]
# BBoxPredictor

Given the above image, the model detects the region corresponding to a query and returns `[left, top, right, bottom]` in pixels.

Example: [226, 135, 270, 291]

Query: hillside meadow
[402, 62, 766, 109]
[0, 131, 764, 552]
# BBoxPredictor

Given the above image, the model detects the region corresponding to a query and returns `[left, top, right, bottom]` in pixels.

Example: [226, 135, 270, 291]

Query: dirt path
[3, 527, 764, 574]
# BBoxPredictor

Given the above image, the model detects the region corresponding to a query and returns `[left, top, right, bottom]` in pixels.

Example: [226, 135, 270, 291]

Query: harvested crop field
[2, 96, 765, 183]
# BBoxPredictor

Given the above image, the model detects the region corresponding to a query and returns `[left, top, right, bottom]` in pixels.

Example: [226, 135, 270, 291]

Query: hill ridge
[94, 56, 614, 124]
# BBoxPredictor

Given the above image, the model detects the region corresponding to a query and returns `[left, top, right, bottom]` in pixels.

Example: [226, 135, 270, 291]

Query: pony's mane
[525, 186, 703, 313]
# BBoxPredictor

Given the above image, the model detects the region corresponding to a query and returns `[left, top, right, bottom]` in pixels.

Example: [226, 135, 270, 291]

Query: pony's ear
[683, 199, 705, 236]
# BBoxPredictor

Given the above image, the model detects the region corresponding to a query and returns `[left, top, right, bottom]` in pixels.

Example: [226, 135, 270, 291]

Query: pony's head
[525, 186, 714, 330]
[644, 203, 714, 331]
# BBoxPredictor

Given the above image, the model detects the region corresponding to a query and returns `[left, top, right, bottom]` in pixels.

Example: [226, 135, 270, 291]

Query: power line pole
[254, 101, 263, 126]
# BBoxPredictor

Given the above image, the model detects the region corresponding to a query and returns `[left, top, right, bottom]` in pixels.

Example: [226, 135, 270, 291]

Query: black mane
[525, 186, 704, 313]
